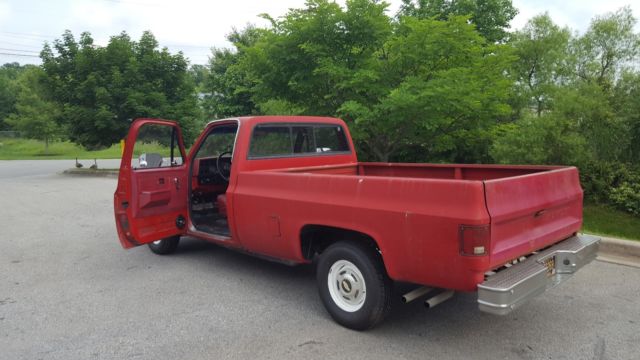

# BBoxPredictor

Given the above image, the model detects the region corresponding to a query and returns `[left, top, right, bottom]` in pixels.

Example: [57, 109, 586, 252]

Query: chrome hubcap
[327, 260, 366, 312]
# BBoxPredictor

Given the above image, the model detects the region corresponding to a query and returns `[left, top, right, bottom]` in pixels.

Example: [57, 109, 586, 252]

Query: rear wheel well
[300, 225, 381, 261]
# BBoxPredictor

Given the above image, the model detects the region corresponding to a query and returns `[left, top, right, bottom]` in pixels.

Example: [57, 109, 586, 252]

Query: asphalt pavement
[0, 160, 639, 360]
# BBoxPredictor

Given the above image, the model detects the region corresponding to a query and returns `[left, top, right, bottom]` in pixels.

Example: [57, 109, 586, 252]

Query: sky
[0, 0, 639, 66]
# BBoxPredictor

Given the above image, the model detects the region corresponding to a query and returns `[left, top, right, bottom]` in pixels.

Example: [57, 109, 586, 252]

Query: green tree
[202, 26, 263, 119]
[510, 14, 571, 117]
[189, 64, 208, 91]
[555, 83, 624, 162]
[226, 0, 513, 161]
[339, 16, 514, 161]
[5, 67, 61, 153]
[492, 80, 623, 166]
[243, 0, 392, 116]
[572, 6, 640, 87]
[557, 7, 640, 165]
[613, 71, 640, 162]
[0, 73, 16, 131]
[40, 30, 200, 149]
[500, 7, 639, 165]
[398, 0, 518, 42]
[490, 114, 587, 165]
[0, 63, 27, 130]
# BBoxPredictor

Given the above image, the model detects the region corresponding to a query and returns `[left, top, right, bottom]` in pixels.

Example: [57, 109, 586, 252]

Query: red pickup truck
[114, 116, 599, 330]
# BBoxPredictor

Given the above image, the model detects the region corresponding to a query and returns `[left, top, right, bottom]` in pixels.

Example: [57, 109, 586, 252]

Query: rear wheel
[316, 241, 392, 330]
[147, 236, 180, 255]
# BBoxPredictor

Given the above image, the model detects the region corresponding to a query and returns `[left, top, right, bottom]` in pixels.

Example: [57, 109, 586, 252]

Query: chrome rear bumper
[478, 234, 600, 315]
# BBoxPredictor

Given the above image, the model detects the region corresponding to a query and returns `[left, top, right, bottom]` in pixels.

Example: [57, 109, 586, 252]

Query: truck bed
[233, 162, 582, 291]
[287, 162, 583, 265]
[285, 162, 559, 180]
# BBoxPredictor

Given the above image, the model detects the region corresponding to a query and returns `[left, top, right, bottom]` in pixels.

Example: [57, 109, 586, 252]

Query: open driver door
[114, 119, 189, 249]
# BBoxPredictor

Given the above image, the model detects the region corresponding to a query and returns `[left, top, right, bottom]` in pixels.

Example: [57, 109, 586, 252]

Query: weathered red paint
[115, 116, 583, 292]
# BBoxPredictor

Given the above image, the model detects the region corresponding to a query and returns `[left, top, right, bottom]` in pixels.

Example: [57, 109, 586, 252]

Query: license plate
[543, 256, 556, 276]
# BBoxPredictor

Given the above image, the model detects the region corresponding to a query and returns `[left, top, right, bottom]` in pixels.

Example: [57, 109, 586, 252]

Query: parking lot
[1, 160, 639, 360]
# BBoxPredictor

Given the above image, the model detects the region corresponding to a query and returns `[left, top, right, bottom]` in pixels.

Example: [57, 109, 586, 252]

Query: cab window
[314, 125, 349, 153]
[249, 126, 292, 157]
[248, 123, 350, 158]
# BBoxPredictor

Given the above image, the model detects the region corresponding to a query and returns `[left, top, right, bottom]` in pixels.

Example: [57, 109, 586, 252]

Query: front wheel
[316, 241, 392, 330]
[147, 236, 180, 255]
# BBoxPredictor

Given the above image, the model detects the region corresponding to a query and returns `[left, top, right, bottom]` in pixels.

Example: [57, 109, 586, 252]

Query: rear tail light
[459, 224, 490, 256]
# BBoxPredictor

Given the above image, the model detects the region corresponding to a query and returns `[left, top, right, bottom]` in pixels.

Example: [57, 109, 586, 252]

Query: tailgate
[483, 167, 583, 268]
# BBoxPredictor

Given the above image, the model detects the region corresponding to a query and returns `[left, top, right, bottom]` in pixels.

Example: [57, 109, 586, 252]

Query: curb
[586, 234, 640, 268]
[598, 236, 640, 258]
[62, 169, 118, 178]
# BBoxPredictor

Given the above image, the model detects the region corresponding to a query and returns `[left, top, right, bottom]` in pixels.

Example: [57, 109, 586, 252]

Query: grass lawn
[583, 204, 640, 241]
[0, 137, 168, 160]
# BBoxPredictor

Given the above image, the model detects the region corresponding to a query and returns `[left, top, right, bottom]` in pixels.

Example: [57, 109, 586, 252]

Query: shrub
[609, 182, 640, 215]
[490, 114, 588, 166]
[578, 161, 640, 204]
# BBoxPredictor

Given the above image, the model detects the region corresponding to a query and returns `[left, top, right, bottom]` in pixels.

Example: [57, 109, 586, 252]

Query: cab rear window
[248, 124, 350, 159]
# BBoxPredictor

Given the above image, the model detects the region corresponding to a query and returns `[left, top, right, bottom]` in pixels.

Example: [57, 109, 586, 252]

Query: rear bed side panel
[232, 171, 490, 291]
[483, 167, 583, 268]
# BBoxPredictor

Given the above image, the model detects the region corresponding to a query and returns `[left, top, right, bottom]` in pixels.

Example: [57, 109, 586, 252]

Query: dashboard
[195, 157, 230, 185]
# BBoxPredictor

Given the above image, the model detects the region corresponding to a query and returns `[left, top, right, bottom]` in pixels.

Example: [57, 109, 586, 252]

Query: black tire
[316, 241, 392, 330]
[147, 236, 180, 255]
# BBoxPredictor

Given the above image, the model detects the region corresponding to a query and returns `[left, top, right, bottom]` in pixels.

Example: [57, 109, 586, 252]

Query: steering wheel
[216, 150, 233, 182]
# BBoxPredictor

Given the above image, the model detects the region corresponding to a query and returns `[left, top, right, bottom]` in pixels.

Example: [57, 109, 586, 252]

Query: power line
[0, 52, 40, 58]
[1, 31, 215, 53]
[0, 32, 213, 63]
[0, 40, 44, 49]
[0, 41, 210, 57]
[0, 31, 54, 40]
[0, 48, 40, 54]
[0, 52, 207, 64]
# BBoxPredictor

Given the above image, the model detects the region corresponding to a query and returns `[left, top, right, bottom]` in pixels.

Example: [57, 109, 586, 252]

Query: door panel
[130, 167, 188, 241]
[114, 119, 188, 248]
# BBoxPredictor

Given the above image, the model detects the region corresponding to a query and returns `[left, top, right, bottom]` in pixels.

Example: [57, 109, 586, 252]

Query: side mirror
[138, 153, 164, 168]
[139, 153, 149, 168]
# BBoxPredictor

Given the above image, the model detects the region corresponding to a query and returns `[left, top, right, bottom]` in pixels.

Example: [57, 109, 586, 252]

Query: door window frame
[122, 119, 188, 172]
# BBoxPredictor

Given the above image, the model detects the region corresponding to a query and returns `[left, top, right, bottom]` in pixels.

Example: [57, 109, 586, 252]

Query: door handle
[173, 177, 180, 190]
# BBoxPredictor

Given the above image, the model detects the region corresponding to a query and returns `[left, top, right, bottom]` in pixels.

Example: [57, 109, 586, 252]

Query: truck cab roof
[206, 115, 347, 128]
